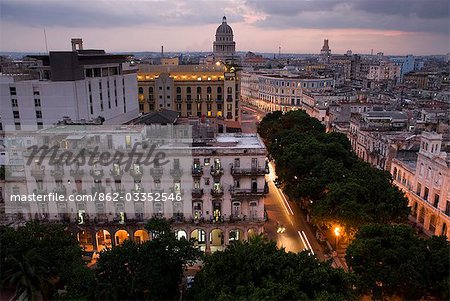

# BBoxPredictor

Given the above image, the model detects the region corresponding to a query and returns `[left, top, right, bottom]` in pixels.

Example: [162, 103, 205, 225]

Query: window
[37, 122, 43, 129]
[36, 111, 42, 119]
[13, 111, 20, 119]
[11, 99, 18, 107]
[433, 194, 440, 208]
[416, 182, 421, 195]
[176, 87, 181, 93]
[149, 87, 153, 94]
[423, 187, 429, 201]
[138, 87, 143, 94]
[34, 99, 41, 107]
[9, 87, 16, 96]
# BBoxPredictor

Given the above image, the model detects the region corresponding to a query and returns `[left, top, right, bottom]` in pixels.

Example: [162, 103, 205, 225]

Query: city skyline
[1, 0, 449, 55]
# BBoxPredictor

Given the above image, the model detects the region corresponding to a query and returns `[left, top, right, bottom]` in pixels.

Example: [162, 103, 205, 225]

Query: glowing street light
[333, 226, 341, 251]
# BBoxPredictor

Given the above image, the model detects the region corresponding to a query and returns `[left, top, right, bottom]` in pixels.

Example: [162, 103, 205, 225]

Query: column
[205, 229, 211, 253]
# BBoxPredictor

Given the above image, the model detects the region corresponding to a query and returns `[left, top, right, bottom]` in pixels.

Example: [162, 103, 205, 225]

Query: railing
[231, 166, 269, 176]
[192, 188, 204, 198]
[150, 167, 164, 178]
[110, 168, 124, 177]
[130, 167, 143, 178]
[30, 167, 45, 178]
[90, 169, 104, 179]
[229, 187, 268, 197]
[192, 166, 203, 176]
[170, 168, 183, 178]
[211, 187, 224, 197]
[210, 166, 224, 177]
[70, 168, 84, 178]
[51, 168, 65, 178]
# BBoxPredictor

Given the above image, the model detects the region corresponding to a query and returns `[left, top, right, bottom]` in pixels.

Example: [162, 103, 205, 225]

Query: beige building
[391, 132, 450, 239]
[137, 64, 239, 121]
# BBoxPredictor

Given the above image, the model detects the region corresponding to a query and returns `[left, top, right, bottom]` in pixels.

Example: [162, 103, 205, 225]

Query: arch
[149, 87, 153, 94]
[114, 229, 130, 246]
[134, 229, 149, 244]
[441, 223, 447, 237]
[209, 228, 224, 252]
[247, 228, 257, 238]
[429, 215, 436, 234]
[77, 230, 94, 251]
[96, 229, 112, 252]
[187, 87, 191, 94]
[175, 229, 187, 240]
[217, 87, 222, 94]
[138, 87, 143, 94]
[227, 87, 232, 94]
[176, 87, 181, 94]
[191, 229, 206, 251]
[197, 87, 202, 94]
[207, 86, 212, 94]
[229, 229, 244, 242]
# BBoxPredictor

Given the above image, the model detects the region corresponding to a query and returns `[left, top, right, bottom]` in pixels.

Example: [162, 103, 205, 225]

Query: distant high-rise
[213, 16, 236, 64]
[319, 39, 331, 63]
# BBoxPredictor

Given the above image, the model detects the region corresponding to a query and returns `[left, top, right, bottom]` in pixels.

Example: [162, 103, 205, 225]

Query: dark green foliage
[95, 218, 201, 300]
[346, 224, 450, 300]
[258, 110, 409, 232]
[189, 235, 356, 301]
[0, 222, 93, 300]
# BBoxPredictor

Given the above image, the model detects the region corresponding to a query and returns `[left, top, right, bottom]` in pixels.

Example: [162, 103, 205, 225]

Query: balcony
[130, 167, 143, 179]
[211, 187, 224, 198]
[132, 187, 145, 194]
[90, 169, 104, 179]
[170, 167, 183, 178]
[170, 187, 184, 195]
[110, 167, 124, 178]
[33, 188, 47, 196]
[229, 187, 268, 197]
[150, 167, 164, 178]
[151, 188, 164, 194]
[92, 186, 106, 195]
[216, 98, 223, 103]
[70, 167, 84, 178]
[192, 188, 204, 198]
[231, 166, 269, 177]
[192, 166, 203, 176]
[51, 167, 65, 179]
[30, 167, 45, 179]
[53, 185, 67, 196]
[210, 166, 224, 177]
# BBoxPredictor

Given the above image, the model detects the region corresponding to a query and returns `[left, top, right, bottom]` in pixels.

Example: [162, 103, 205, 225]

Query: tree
[2, 249, 48, 301]
[346, 224, 450, 300]
[189, 235, 356, 301]
[95, 218, 201, 300]
[0, 222, 92, 300]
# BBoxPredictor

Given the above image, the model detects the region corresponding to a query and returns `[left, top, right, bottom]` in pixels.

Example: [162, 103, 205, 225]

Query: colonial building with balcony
[3, 123, 268, 253]
[390, 132, 450, 239]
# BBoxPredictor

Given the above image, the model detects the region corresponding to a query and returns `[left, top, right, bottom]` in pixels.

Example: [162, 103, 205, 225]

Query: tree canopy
[346, 224, 450, 300]
[258, 110, 409, 233]
[189, 236, 356, 301]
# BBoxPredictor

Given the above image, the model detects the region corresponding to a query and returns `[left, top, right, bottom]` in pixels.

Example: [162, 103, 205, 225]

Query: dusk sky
[1, 0, 449, 55]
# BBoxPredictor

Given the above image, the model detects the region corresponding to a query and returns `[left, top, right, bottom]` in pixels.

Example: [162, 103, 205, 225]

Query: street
[240, 105, 327, 259]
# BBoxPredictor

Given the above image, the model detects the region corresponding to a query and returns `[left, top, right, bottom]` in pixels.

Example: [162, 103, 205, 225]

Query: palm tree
[2, 249, 49, 301]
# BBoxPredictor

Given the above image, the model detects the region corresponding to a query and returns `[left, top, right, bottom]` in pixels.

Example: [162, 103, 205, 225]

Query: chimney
[161, 45, 164, 58]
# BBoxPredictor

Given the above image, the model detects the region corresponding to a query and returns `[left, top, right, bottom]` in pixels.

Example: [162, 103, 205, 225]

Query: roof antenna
[43, 27, 49, 53]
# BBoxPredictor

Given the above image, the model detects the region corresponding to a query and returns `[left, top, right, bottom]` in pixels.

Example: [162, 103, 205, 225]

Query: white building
[0, 49, 139, 131]
[3, 123, 268, 252]
[213, 16, 236, 64]
[391, 132, 450, 239]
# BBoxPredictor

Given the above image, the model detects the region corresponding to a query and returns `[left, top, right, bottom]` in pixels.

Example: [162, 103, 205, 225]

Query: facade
[391, 132, 450, 239]
[2, 123, 268, 252]
[0, 49, 139, 131]
[240, 71, 334, 112]
[366, 61, 401, 83]
[137, 64, 240, 121]
[213, 16, 236, 64]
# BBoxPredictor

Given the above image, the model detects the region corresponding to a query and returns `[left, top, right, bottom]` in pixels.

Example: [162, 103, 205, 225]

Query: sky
[0, 0, 449, 55]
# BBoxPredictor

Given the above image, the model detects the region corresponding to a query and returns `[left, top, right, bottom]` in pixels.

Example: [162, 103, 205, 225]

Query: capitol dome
[216, 16, 233, 35]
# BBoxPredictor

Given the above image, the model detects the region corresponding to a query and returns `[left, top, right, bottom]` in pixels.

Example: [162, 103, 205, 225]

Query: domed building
[213, 16, 236, 63]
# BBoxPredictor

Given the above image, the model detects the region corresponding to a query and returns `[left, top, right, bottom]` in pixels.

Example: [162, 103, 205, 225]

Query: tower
[213, 16, 236, 64]
[319, 39, 331, 64]
[71, 38, 83, 51]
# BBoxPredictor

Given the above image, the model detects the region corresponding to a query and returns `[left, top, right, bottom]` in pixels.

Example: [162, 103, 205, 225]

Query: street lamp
[333, 226, 341, 250]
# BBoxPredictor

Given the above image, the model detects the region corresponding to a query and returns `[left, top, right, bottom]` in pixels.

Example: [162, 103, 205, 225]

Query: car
[274, 177, 281, 188]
